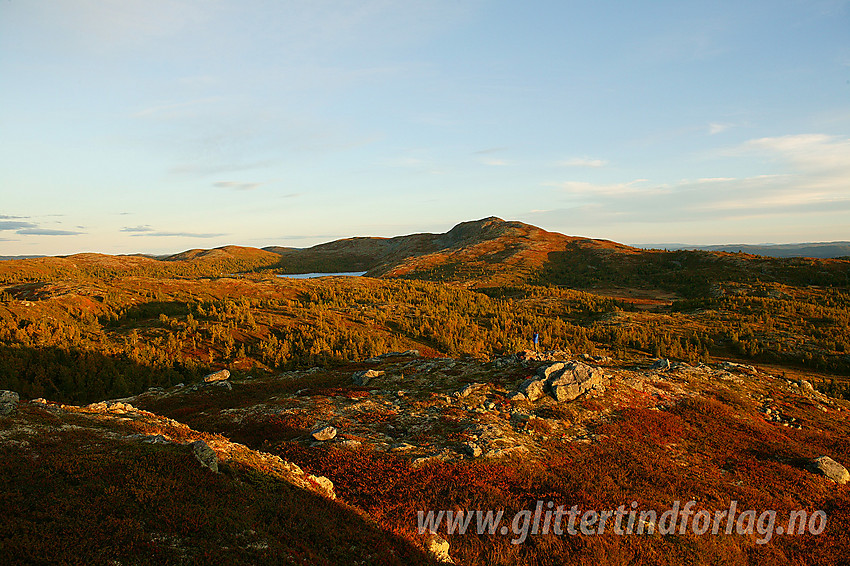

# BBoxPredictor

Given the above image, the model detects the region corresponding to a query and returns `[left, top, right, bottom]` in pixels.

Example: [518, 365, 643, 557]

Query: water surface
[277, 271, 367, 279]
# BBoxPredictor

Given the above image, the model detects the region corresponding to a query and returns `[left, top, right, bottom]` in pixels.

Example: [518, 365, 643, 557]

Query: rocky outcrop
[516, 349, 571, 362]
[509, 361, 608, 403]
[85, 400, 137, 413]
[352, 369, 384, 386]
[190, 440, 219, 473]
[536, 362, 566, 380]
[204, 369, 231, 383]
[0, 391, 19, 416]
[517, 378, 546, 401]
[808, 456, 849, 484]
[455, 382, 488, 398]
[366, 350, 419, 362]
[547, 361, 608, 402]
[425, 533, 454, 564]
[311, 425, 338, 441]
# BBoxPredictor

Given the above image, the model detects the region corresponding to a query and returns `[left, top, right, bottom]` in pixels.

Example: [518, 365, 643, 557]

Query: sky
[1, 0, 849, 255]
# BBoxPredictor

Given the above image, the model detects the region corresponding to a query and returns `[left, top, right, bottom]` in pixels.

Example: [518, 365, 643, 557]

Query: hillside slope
[5, 352, 849, 564]
[261, 217, 850, 294]
[263, 217, 631, 287]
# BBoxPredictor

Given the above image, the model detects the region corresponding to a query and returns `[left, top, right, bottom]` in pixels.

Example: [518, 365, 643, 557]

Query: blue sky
[1, 0, 849, 255]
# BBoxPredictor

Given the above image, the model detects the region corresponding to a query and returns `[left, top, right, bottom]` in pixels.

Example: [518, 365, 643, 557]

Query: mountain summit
[265, 217, 629, 286]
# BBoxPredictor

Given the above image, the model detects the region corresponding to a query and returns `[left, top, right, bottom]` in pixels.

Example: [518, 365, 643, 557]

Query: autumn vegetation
[1, 218, 849, 564]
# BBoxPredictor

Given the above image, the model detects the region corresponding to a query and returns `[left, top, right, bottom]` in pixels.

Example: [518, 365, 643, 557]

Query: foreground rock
[0, 390, 19, 416]
[190, 440, 219, 473]
[425, 533, 454, 564]
[509, 361, 608, 403]
[547, 361, 608, 402]
[517, 377, 546, 401]
[808, 456, 850, 484]
[312, 425, 338, 441]
[352, 369, 384, 386]
[204, 369, 231, 383]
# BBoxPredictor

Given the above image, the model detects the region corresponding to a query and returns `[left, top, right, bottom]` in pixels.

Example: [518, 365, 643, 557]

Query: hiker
[532, 331, 539, 352]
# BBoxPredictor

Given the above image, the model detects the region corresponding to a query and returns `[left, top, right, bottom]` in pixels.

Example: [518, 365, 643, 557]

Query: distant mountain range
[633, 242, 850, 259]
[0, 255, 46, 261]
[1, 218, 848, 296]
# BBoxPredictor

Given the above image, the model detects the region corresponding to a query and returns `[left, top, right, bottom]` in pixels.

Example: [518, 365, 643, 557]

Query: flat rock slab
[809, 456, 849, 484]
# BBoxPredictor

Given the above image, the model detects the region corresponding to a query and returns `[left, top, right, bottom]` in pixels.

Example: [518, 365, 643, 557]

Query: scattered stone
[203, 369, 230, 383]
[799, 380, 815, 392]
[506, 391, 527, 401]
[425, 533, 454, 564]
[352, 369, 384, 386]
[308, 475, 336, 499]
[517, 350, 571, 362]
[338, 439, 362, 449]
[463, 442, 482, 458]
[85, 400, 136, 413]
[212, 381, 233, 390]
[130, 434, 170, 444]
[456, 382, 488, 398]
[389, 442, 415, 452]
[808, 456, 849, 484]
[311, 425, 338, 441]
[190, 440, 219, 473]
[0, 391, 20, 416]
[582, 354, 613, 364]
[375, 350, 420, 359]
[649, 358, 671, 371]
[721, 361, 757, 375]
[517, 378, 546, 401]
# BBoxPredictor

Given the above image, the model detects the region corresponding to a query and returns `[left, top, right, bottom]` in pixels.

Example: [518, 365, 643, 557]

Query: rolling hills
[2, 218, 850, 564]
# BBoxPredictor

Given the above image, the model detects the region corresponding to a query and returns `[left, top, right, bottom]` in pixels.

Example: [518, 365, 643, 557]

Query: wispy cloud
[558, 157, 608, 168]
[0, 220, 37, 231]
[213, 181, 263, 191]
[536, 133, 850, 233]
[17, 228, 84, 236]
[741, 133, 850, 173]
[121, 225, 155, 233]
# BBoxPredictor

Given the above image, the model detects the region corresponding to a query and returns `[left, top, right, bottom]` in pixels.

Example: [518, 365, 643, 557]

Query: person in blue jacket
[532, 331, 539, 352]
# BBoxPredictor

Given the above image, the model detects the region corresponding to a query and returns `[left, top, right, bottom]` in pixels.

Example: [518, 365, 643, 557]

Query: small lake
[277, 271, 367, 279]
